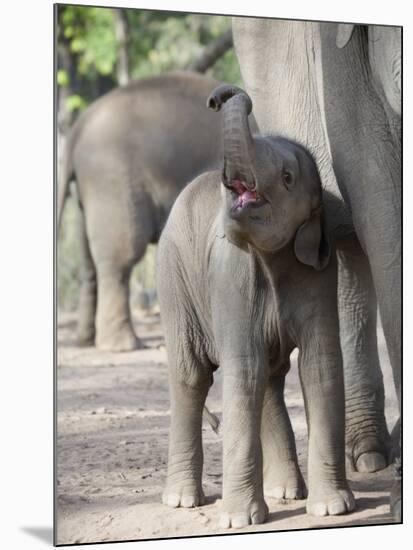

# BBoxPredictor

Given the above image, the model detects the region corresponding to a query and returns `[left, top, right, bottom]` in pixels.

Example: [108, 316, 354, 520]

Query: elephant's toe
[220, 499, 268, 529]
[162, 485, 205, 508]
[264, 465, 306, 500]
[356, 451, 387, 473]
[347, 433, 390, 473]
[162, 492, 181, 508]
[265, 484, 306, 500]
[181, 493, 204, 507]
[307, 487, 355, 517]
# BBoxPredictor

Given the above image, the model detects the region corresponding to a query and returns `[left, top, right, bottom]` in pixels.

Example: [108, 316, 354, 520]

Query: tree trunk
[113, 8, 130, 86]
[56, 17, 76, 168]
[56, 31, 75, 137]
[187, 29, 233, 73]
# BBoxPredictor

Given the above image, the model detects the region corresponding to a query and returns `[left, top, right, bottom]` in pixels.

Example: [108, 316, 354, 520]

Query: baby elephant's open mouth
[226, 180, 265, 211]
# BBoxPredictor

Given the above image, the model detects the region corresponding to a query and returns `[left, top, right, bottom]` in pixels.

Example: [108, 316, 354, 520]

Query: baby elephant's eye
[282, 171, 294, 190]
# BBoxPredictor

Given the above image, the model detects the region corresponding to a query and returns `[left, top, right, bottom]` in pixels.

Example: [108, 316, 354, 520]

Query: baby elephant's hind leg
[261, 373, 306, 500]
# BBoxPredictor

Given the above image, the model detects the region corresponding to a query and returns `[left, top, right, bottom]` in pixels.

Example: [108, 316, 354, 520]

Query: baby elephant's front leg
[220, 356, 269, 528]
[163, 378, 209, 508]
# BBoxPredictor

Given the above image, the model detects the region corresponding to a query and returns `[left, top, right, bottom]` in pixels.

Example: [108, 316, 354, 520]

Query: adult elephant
[58, 71, 228, 351]
[232, 19, 401, 516]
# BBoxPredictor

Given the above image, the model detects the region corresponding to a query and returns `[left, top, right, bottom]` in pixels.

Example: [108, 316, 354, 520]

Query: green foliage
[210, 48, 242, 86]
[57, 5, 242, 110]
[126, 11, 240, 83]
[57, 5, 242, 311]
[65, 94, 87, 113]
[57, 69, 69, 87]
[60, 5, 117, 77]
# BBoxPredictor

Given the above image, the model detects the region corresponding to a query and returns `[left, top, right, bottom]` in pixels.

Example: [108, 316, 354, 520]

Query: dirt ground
[56, 309, 399, 545]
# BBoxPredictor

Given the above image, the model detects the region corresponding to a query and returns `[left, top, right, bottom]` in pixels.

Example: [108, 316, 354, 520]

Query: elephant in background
[158, 85, 354, 528]
[58, 71, 232, 351]
[232, 19, 401, 515]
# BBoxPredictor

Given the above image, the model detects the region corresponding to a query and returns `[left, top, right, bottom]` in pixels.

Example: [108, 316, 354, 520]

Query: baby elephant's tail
[203, 406, 221, 436]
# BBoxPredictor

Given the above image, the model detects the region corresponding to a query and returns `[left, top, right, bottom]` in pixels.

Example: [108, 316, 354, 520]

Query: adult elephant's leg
[321, 22, 401, 425]
[320, 23, 401, 518]
[337, 234, 391, 472]
[261, 372, 306, 499]
[76, 204, 97, 345]
[85, 182, 153, 351]
[221, 355, 269, 528]
[95, 262, 139, 351]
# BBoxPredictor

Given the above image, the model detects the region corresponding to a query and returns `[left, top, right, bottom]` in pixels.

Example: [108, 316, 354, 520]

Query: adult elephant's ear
[336, 23, 356, 48]
[294, 208, 331, 271]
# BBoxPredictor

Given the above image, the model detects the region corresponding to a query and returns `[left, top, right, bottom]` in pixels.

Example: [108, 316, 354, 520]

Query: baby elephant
[157, 85, 355, 528]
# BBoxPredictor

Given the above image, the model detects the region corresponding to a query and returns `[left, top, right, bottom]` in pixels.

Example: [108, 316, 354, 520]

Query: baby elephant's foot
[220, 498, 268, 529]
[162, 482, 205, 508]
[307, 484, 355, 516]
[264, 464, 307, 500]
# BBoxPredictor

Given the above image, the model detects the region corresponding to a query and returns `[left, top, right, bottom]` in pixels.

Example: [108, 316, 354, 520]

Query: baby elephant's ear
[294, 209, 331, 271]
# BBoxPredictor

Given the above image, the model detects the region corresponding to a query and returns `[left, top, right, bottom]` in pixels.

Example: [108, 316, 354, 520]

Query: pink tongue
[231, 180, 257, 208]
[236, 189, 257, 208]
[241, 190, 256, 202]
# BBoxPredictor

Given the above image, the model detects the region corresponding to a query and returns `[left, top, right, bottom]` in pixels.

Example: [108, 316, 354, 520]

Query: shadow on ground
[21, 527, 53, 545]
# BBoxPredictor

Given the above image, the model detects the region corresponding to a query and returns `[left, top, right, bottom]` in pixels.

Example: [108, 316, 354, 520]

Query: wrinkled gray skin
[232, 19, 401, 515]
[58, 71, 228, 351]
[158, 85, 355, 528]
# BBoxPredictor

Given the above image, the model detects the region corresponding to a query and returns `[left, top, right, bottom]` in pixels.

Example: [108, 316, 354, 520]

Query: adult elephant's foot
[390, 485, 401, 522]
[390, 458, 402, 522]
[307, 483, 355, 516]
[162, 481, 205, 508]
[347, 435, 389, 473]
[345, 394, 392, 473]
[355, 451, 387, 473]
[77, 322, 95, 347]
[77, 331, 95, 347]
[264, 462, 307, 500]
[77, 279, 97, 346]
[220, 498, 268, 528]
[390, 418, 401, 462]
[95, 323, 143, 352]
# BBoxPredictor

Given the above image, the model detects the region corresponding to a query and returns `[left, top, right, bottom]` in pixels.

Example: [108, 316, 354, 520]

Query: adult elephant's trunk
[207, 85, 256, 189]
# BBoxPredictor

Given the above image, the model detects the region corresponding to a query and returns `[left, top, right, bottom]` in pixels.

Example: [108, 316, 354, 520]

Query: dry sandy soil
[56, 309, 399, 545]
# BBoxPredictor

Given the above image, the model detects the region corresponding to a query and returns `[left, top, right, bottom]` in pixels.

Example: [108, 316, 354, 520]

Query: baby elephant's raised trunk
[207, 85, 256, 189]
